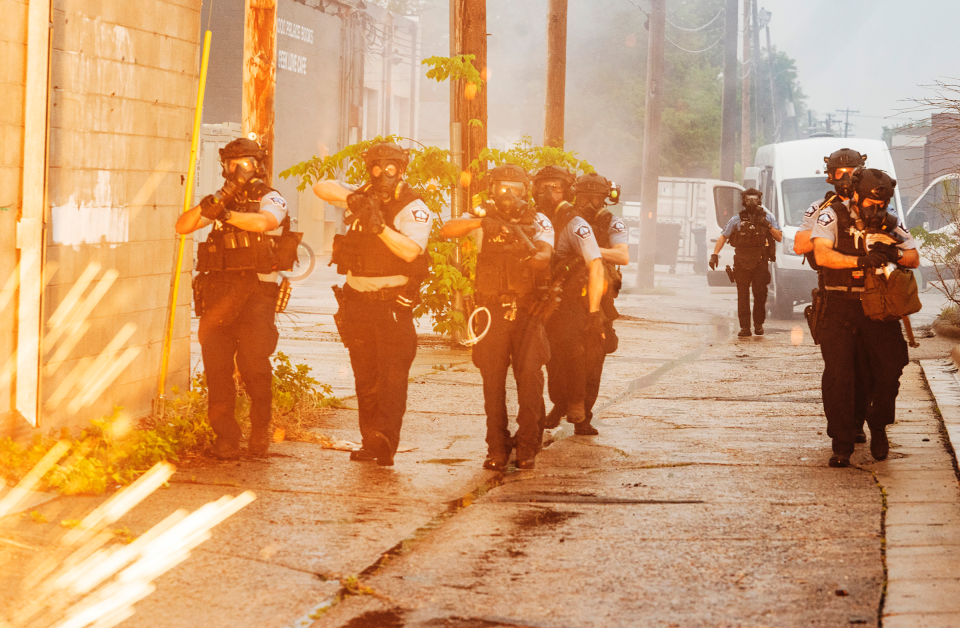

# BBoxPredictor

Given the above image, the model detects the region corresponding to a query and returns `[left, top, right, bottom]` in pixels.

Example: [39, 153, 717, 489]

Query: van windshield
[781, 177, 830, 227]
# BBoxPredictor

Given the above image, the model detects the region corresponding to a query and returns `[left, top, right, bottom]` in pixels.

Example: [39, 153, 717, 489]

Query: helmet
[574, 172, 620, 221]
[853, 168, 897, 204]
[219, 138, 267, 182]
[488, 164, 531, 220]
[219, 138, 266, 162]
[741, 187, 762, 207]
[489, 163, 531, 188]
[574, 172, 610, 195]
[531, 165, 575, 215]
[362, 142, 409, 168]
[824, 148, 866, 178]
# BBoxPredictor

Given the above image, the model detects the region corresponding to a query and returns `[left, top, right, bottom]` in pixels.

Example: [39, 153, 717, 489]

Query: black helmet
[532, 165, 575, 209]
[574, 172, 609, 195]
[824, 148, 866, 183]
[362, 142, 409, 168]
[489, 164, 531, 188]
[219, 138, 266, 162]
[741, 187, 762, 206]
[853, 168, 897, 203]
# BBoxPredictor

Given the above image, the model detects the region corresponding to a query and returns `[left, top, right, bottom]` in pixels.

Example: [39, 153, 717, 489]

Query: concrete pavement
[4, 264, 960, 627]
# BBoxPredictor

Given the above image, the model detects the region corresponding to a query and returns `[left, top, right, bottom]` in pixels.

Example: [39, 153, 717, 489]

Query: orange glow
[481, 67, 490, 81]
[464, 82, 478, 100]
[460, 171, 472, 188]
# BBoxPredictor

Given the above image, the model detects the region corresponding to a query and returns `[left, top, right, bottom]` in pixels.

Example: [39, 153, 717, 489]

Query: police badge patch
[412, 208, 430, 223]
[611, 218, 626, 233]
[575, 224, 592, 240]
[266, 192, 286, 209]
[817, 210, 836, 227]
[804, 204, 816, 218]
[535, 214, 554, 232]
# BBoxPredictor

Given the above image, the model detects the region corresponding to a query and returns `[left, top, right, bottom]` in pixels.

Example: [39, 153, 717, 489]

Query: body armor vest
[196, 189, 281, 274]
[730, 211, 769, 271]
[475, 225, 541, 299]
[588, 210, 614, 249]
[334, 186, 429, 278]
[822, 201, 868, 289]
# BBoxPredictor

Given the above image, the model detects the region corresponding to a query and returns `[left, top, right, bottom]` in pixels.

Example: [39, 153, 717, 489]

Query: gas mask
[370, 160, 403, 202]
[575, 193, 607, 222]
[833, 168, 857, 199]
[534, 180, 565, 215]
[223, 156, 259, 185]
[493, 180, 529, 221]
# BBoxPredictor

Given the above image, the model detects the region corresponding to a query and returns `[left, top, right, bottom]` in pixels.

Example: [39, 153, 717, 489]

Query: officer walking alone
[811, 168, 919, 467]
[439, 165, 554, 470]
[575, 172, 628, 436]
[313, 142, 431, 467]
[710, 189, 782, 337]
[176, 138, 289, 460]
[532, 166, 606, 431]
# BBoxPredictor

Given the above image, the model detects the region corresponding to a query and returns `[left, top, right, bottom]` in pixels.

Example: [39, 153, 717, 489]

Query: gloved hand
[345, 191, 373, 225]
[709, 254, 719, 270]
[857, 251, 889, 269]
[870, 242, 900, 264]
[199, 194, 225, 221]
[481, 216, 505, 236]
[587, 311, 606, 337]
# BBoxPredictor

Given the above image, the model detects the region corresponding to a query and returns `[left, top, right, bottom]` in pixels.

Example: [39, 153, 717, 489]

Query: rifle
[529, 256, 585, 322]
[507, 223, 538, 258]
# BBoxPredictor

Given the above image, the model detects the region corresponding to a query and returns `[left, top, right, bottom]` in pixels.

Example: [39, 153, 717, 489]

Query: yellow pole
[157, 30, 212, 412]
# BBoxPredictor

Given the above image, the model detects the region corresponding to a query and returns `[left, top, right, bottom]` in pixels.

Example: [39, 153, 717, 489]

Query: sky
[754, 0, 960, 140]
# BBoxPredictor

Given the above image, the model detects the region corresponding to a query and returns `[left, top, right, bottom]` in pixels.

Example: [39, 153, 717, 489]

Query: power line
[666, 36, 722, 53]
[667, 8, 723, 32]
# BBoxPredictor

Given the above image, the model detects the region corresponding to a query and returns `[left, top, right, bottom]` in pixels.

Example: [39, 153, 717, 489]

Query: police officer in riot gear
[811, 168, 920, 467]
[575, 172, 628, 435]
[314, 142, 432, 467]
[710, 189, 782, 337]
[439, 164, 554, 470]
[176, 137, 291, 460]
[533, 166, 606, 432]
[795, 148, 873, 444]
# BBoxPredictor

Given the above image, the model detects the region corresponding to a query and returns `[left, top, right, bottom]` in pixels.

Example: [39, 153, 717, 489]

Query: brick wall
[36, 0, 202, 431]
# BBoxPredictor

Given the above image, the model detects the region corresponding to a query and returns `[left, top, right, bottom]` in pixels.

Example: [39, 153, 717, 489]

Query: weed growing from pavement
[0, 354, 337, 495]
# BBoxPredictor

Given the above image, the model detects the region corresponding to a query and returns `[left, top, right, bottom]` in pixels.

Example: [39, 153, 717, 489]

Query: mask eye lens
[498, 182, 524, 196]
[384, 164, 398, 177]
[371, 165, 383, 177]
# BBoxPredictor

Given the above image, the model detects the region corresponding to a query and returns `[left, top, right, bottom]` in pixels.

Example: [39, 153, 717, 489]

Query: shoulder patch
[535, 214, 553, 232]
[610, 217, 626, 233]
[264, 192, 286, 209]
[804, 203, 817, 218]
[574, 224, 593, 240]
[817, 209, 836, 227]
[411, 207, 430, 224]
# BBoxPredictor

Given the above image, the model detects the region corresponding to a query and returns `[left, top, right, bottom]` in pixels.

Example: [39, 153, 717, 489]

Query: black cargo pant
[819, 294, 909, 454]
[198, 272, 280, 449]
[735, 262, 770, 329]
[340, 289, 418, 456]
[546, 299, 604, 418]
[472, 302, 550, 459]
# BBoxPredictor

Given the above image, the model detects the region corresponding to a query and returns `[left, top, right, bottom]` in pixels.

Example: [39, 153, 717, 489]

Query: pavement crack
[192, 547, 333, 579]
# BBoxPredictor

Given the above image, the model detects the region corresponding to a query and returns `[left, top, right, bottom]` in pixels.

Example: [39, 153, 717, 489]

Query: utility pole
[824, 112, 835, 135]
[758, 7, 778, 141]
[634, 0, 665, 290]
[719, 0, 738, 182]
[749, 0, 765, 142]
[740, 0, 751, 174]
[837, 108, 859, 138]
[544, 0, 568, 147]
[242, 0, 277, 184]
[460, 0, 487, 183]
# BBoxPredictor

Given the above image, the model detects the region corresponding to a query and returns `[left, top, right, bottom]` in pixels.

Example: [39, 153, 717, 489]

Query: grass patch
[0, 352, 337, 496]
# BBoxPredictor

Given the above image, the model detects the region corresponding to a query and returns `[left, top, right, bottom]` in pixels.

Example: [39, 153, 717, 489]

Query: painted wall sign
[278, 18, 313, 43]
[278, 49, 307, 75]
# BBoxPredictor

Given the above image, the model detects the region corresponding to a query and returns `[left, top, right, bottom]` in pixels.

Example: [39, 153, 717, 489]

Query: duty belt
[343, 285, 405, 301]
[824, 286, 863, 300]
[824, 286, 864, 292]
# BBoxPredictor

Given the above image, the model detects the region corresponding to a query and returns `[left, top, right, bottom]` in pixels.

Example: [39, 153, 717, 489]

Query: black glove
[587, 311, 606, 337]
[870, 242, 900, 265]
[857, 251, 888, 269]
[709, 254, 719, 270]
[481, 217, 505, 236]
[345, 191, 373, 225]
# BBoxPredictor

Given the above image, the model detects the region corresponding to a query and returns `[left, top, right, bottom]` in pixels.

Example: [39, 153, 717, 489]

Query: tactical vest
[588, 210, 615, 249]
[334, 186, 429, 278]
[822, 201, 868, 289]
[475, 226, 541, 299]
[730, 212, 769, 271]
[196, 190, 282, 275]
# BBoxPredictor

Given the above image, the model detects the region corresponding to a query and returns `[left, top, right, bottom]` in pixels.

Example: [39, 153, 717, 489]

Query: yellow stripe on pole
[157, 30, 212, 412]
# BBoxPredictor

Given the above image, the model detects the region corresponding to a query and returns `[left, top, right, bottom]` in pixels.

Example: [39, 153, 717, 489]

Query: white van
[903, 173, 960, 286]
[705, 137, 905, 317]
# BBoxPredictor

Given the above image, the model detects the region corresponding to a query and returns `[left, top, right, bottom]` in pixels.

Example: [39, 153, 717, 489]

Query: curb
[919, 359, 960, 467]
